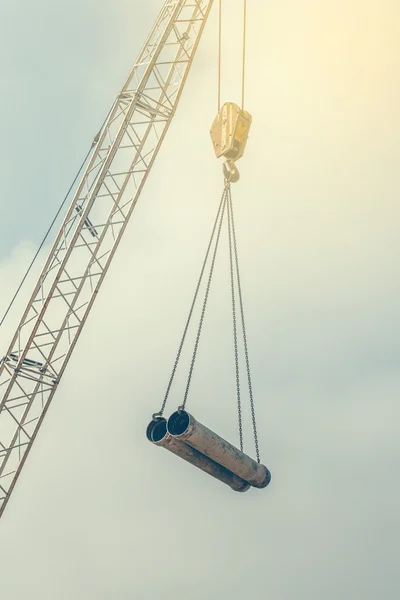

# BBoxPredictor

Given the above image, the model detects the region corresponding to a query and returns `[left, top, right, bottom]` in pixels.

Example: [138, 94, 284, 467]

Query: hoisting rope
[217, 0, 222, 111]
[241, 0, 247, 110]
[157, 181, 260, 462]
[0, 149, 91, 330]
[217, 0, 248, 111]
[0, 104, 115, 330]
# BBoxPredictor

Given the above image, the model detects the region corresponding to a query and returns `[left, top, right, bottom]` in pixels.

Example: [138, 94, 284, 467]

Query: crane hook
[223, 159, 240, 184]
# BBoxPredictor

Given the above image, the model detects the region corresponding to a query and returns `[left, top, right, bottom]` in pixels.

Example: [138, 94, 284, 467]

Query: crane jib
[0, 0, 215, 520]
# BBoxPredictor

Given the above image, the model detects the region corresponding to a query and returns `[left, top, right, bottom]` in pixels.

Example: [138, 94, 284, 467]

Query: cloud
[0, 1, 399, 599]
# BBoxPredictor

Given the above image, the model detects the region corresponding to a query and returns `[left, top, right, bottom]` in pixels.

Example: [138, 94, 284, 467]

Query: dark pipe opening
[168, 410, 190, 436]
[146, 418, 167, 442]
[265, 469, 272, 487]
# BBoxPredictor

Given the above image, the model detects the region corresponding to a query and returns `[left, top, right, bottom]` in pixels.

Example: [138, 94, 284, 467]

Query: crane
[0, 0, 215, 520]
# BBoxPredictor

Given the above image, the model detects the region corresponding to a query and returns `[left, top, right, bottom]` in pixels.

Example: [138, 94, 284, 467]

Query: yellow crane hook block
[210, 102, 252, 182]
[146, 416, 251, 492]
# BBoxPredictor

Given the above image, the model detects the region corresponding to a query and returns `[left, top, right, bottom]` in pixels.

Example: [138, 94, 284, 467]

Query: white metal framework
[0, 0, 214, 519]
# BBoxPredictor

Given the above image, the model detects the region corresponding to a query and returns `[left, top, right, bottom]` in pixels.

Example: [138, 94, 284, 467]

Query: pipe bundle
[146, 410, 271, 493]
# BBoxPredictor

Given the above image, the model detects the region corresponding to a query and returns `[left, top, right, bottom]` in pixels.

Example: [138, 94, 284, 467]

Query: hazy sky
[0, 1, 400, 598]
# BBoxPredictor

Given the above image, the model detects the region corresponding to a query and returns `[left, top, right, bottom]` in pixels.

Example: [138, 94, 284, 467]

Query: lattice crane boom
[0, 0, 214, 519]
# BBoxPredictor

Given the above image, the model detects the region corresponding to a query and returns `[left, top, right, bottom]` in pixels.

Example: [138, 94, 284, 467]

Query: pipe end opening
[146, 418, 167, 443]
[261, 467, 272, 488]
[168, 410, 190, 436]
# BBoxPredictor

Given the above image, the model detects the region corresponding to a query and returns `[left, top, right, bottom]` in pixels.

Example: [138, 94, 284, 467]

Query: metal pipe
[167, 410, 271, 489]
[146, 417, 250, 493]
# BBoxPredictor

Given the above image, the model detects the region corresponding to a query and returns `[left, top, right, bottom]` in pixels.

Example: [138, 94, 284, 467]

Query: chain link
[228, 186, 261, 462]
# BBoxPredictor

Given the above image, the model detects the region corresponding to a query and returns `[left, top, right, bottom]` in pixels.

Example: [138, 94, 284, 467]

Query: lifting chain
[155, 184, 228, 420]
[227, 185, 243, 452]
[227, 184, 260, 462]
[156, 180, 261, 463]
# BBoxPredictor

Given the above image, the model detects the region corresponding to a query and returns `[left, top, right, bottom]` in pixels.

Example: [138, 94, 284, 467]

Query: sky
[0, 0, 400, 598]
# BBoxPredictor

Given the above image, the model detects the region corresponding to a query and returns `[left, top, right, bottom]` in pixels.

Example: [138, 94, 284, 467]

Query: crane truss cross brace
[0, 0, 214, 519]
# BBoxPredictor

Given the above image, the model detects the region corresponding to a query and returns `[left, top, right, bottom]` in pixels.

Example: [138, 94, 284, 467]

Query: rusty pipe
[167, 410, 271, 489]
[146, 417, 250, 493]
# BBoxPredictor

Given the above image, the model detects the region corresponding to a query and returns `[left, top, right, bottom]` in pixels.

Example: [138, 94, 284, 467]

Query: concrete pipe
[167, 410, 271, 489]
[146, 417, 250, 493]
